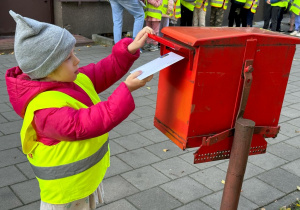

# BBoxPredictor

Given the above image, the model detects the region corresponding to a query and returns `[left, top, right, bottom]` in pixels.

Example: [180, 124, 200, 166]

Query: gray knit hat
[9, 10, 76, 79]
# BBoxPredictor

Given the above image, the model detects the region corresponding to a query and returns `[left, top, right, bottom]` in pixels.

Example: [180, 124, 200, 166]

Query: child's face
[44, 49, 80, 82]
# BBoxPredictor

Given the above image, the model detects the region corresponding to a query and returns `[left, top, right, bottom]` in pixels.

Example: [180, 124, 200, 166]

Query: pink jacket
[5, 38, 138, 146]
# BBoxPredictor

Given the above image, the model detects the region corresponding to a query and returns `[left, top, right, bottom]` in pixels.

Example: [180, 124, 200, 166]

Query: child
[242, 0, 259, 27]
[290, 0, 300, 36]
[193, 0, 208, 26]
[6, 11, 153, 210]
[210, 0, 229, 26]
[143, 0, 163, 51]
[159, 0, 174, 37]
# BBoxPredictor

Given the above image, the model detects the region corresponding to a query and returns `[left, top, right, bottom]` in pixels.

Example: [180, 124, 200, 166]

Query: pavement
[1, 21, 300, 210]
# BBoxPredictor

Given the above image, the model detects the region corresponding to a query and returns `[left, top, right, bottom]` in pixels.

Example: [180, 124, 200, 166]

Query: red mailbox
[151, 27, 300, 164]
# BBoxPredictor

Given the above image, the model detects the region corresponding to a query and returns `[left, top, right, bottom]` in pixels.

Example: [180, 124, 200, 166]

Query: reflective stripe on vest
[171, 0, 181, 18]
[211, 0, 228, 9]
[195, 0, 208, 11]
[181, 0, 196, 11]
[31, 140, 109, 180]
[21, 73, 110, 204]
[244, 0, 258, 13]
[145, 0, 163, 19]
[290, 0, 300, 15]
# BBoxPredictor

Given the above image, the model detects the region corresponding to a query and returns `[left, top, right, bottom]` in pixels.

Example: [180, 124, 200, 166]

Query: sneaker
[290, 31, 298, 36]
[142, 43, 151, 50]
[140, 49, 143, 54]
[296, 32, 300, 37]
[149, 44, 159, 52]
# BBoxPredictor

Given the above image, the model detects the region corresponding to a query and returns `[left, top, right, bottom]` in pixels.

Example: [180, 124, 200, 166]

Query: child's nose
[74, 56, 80, 65]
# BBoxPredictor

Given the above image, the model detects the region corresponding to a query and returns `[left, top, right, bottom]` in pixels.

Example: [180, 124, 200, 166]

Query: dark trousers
[228, 1, 247, 27]
[180, 6, 193, 26]
[263, 2, 281, 31]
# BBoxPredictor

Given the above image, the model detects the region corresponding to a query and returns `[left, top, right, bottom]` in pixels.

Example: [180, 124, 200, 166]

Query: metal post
[220, 118, 255, 210]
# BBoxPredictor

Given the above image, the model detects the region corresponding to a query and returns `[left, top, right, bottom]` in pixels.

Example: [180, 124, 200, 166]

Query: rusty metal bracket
[201, 125, 280, 146]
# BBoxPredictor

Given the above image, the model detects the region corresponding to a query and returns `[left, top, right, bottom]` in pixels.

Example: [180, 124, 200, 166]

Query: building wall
[53, 0, 134, 38]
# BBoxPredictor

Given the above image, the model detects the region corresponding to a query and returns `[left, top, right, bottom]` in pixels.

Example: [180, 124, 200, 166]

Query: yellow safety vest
[290, 0, 300, 15]
[181, 0, 196, 11]
[272, 0, 289, 8]
[195, 0, 208, 11]
[171, 0, 181, 18]
[244, 0, 258, 13]
[20, 73, 110, 204]
[162, 0, 170, 15]
[211, 0, 229, 9]
[145, 0, 163, 19]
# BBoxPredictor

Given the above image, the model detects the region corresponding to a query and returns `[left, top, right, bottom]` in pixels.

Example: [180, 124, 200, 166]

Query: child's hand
[124, 71, 154, 92]
[128, 26, 154, 54]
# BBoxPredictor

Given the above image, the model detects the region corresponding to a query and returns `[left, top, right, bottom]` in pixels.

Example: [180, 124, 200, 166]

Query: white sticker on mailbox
[130, 52, 184, 80]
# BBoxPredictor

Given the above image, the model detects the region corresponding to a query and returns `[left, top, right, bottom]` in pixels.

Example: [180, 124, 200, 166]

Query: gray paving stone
[267, 142, 300, 161]
[289, 102, 300, 110]
[216, 161, 265, 180]
[152, 157, 198, 179]
[113, 133, 153, 150]
[105, 156, 132, 178]
[126, 187, 182, 210]
[281, 158, 300, 177]
[281, 106, 300, 118]
[0, 165, 27, 188]
[113, 121, 146, 136]
[133, 116, 155, 130]
[190, 167, 227, 191]
[265, 133, 290, 145]
[139, 128, 169, 143]
[117, 148, 161, 168]
[279, 114, 291, 123]
[108, 141, 127, 156]
[123, 112, 140, 122]
[0, 186, 22, 210]
[0, 120, 23, 135]
[283, 93, 300, 104]
[287, 117, 300, 127]
[133, 106, 156, 118]
[0, 103, 13, 112]
[0, 114, 8, 123]
[161, 176, 212, 204]
[257, 168, 300, 193]
[13, 201, 41, 210]
[11, 179, 40, 204]
[0, 133, 21, 151]
[145, 93, 157, 102]
[134, 96, 155, 107]
[1, 111, 22, 121]
[131, 88, 152, 98]
[261, 190, 300, 210]
[102, 175, 139, 203]
[201, 190, 259, 210]
[0, 148, 27, 168]
[16, 162, 36, 179]
[96, 199, 137, 210]
[291, 90, 300, 97]
[145, 140, 185, 159]
[174, 200, 213, 210]
[121, 166, 170, 190]
[285, 135, 300, 148]
[248, 152, 287, 170]
[280, 122, 300, 138]
[108, 130, 121, 139]
[240, 178, 285, 206]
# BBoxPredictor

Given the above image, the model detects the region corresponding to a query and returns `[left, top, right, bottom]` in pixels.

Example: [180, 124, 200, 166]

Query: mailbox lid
[161, 27, 300, 46]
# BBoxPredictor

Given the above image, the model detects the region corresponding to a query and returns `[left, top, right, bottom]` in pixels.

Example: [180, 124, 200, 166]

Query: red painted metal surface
[153, 27, 300, 163]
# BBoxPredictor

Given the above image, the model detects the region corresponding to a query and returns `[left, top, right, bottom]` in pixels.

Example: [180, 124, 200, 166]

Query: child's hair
[9, 10, 76, 79]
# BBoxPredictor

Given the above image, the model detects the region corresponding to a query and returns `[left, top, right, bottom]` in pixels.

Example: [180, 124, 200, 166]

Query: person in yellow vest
[6, 11, 154, 210]
[210, 0, 229, 26]
[169, 0, 182, 25]
[143, 0, 163, 51]
[289, 0, 300, 36]
[180, 0, 196, 26]
[263, 0, 288, 31]
[159, 0, 174, 37]
[242, 0, 259, 27]
[228, 0, 247, 27]
[193, 0, 208, 26]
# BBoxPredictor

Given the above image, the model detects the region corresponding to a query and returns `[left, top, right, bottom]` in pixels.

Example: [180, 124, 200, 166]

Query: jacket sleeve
[34, 82, 135, 141]
[79, 38, 140, 94]
[270, 0, 281, 3]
